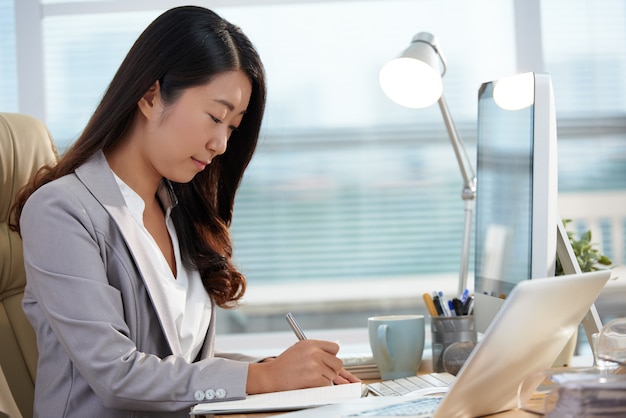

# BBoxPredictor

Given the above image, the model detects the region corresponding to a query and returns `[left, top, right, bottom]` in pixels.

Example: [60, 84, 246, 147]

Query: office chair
[0, 112, 58, 418]
[0, 363, 20, 418]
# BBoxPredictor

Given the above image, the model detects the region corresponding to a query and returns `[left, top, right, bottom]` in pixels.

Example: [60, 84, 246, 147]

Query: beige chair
[0, 113, 58, 418]
[0, 363, 21, 418]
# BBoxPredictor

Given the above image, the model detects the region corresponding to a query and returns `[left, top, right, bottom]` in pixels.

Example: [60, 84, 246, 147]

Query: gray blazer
[21, 151, 255, 417]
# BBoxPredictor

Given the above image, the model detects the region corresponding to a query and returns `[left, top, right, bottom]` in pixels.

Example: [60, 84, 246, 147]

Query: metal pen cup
[431, 315, 477, 374]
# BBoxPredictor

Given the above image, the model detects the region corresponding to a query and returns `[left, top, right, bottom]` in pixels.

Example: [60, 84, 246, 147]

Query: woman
[11, 6, 358, 417]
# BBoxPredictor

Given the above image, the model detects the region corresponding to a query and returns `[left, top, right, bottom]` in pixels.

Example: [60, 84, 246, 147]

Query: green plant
[555, 219, 613, 275]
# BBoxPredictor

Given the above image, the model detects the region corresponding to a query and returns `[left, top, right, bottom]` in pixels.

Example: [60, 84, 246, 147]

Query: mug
[368, 314, 425, 380]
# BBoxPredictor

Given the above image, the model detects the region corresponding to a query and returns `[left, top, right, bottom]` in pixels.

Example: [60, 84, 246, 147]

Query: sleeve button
[215, 388, 227, 399]
[194, 390, 205, 401]
[205, 389, 216, 400]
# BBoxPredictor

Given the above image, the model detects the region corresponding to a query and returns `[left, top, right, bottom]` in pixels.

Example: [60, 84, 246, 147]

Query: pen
[286, 312, 340, 387]
[422, 293, 439, 317]
[432, 295, 444, 316]
[286, 312, 307, 340]
[463, 296, 474, 315]
[438, 291, 451, 317]
[448, 300, 457, 316]
[460, 288, 469, 303]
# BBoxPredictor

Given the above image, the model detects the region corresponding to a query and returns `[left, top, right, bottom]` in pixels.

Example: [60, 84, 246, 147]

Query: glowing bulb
[379, 57, 443, 109]
[493, 73, 535, 110]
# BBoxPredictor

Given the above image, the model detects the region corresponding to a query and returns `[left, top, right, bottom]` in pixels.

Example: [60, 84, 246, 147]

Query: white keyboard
[367, 372, 455, 397]
[347, 395, 445, 417]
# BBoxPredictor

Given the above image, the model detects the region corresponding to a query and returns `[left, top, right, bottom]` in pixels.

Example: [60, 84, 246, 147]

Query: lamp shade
[379, 33, 443, 109]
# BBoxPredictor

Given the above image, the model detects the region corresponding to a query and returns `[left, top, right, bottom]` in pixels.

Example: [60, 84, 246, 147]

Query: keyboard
[367, 372, 455, 397]
[347, 395, 445, 417]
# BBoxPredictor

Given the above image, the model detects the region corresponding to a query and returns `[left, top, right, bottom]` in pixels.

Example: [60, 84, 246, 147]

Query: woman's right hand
[246, 339, 344, 394]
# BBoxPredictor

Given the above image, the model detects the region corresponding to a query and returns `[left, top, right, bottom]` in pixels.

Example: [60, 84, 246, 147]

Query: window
[541, 0, 626, 193]
[542, 0, 626, 117]
[0, 0, 18, 111]
[9, 0, 626, 334]
[39, 1, 516, 293]
[218, 1, 516, 286]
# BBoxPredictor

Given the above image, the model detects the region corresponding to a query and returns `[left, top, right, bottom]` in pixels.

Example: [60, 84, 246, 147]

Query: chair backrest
[0, 112, 58, 418]
[0, 363, 21, 418]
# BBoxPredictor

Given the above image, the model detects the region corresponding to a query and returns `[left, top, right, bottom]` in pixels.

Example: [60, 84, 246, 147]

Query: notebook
[279, 270, 611, 418]
[190, 382, 366, 415]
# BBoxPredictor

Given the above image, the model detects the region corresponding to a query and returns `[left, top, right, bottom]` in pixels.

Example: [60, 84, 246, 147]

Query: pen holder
[431, 315, 477, 374]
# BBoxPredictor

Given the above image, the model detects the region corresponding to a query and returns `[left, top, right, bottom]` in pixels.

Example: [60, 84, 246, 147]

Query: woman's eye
[210, 115, 222, 124]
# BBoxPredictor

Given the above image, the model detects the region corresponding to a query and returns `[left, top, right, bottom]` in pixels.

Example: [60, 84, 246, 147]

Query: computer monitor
[473, 72, 558, 333]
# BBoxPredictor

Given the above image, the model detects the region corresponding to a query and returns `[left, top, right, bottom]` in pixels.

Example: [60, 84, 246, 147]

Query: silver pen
[285, 312, 307, 340]
[287, 312, 340, 386]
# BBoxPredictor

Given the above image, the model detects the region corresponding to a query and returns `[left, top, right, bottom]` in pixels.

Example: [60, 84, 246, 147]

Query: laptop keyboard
[367, 372, 455, 396]
[347, 395, 445, 417]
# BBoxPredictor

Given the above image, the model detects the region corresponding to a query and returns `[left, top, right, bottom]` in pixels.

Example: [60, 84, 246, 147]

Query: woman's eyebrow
[213, 98, 247, 115]
[214, 98, 234, 111]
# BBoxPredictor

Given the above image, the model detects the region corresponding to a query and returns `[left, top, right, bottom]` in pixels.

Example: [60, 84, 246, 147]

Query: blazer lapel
[75, 151, 183, 356]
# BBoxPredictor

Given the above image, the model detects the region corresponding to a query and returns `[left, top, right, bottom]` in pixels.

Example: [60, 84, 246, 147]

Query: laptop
[279, 270, 611, 418]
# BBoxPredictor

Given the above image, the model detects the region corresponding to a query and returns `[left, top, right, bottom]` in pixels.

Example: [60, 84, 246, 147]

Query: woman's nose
[207, 127, 229, 156]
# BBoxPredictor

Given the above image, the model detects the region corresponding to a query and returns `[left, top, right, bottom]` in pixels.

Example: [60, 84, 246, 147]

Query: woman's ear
[137, 81, 162, 120]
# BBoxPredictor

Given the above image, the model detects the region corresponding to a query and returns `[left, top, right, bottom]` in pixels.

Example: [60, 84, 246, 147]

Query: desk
[215, 407, 539, 417]
[211, 333, 597, 418]
[213, 378, 541, 418]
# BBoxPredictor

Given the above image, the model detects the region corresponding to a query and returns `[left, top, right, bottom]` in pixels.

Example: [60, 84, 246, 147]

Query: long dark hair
[11, 6, 266, 307]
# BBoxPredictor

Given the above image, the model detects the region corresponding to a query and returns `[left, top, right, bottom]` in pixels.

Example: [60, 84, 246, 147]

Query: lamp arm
[437, 94, 477, 295]
[437, 94, 476, 195]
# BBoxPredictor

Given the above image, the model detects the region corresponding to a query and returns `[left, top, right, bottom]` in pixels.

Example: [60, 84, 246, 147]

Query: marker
[433, 295, 444, 316]
[452, 298, 464, 316]
[462, 296, 474, 315]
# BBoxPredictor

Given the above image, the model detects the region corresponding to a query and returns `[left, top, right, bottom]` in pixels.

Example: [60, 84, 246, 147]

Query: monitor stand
[556, 219, 603, 360]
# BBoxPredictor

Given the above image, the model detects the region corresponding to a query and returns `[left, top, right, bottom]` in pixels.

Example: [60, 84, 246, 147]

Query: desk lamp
[379, 32, 476, 296]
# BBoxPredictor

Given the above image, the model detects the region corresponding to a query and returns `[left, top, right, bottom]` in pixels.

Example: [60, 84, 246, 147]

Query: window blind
[0, 0, 18, 112]
[10, 0, 626, 287]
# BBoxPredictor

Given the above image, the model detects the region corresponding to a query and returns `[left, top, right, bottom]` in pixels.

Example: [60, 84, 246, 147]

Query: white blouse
[112, 171, 211, 362]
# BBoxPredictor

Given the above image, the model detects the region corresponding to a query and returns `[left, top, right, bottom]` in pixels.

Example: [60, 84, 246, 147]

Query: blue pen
[438, 291, 451, 317]
[448, 300, 458, 316]
[460, 288, 469, 303]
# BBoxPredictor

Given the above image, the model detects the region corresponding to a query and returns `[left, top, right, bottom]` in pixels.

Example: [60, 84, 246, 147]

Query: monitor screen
[473, 72, 558, 331]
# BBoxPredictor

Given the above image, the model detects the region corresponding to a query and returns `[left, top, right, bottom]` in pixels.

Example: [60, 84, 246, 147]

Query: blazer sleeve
[20, 180, 249, 412]
[215, 352, 268, 363]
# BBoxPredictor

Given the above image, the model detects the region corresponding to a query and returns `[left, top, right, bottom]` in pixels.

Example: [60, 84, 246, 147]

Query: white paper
[190, 382, 366, 415]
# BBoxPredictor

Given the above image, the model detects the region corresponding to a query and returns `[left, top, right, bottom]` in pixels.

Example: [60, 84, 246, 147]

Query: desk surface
[211, 331, 599, 418]
[213, 378, 541, 418]
[215, 409, 539, 418]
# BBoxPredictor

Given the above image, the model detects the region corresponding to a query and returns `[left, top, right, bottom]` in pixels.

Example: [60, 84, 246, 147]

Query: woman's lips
[192, 157, 208, 170]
